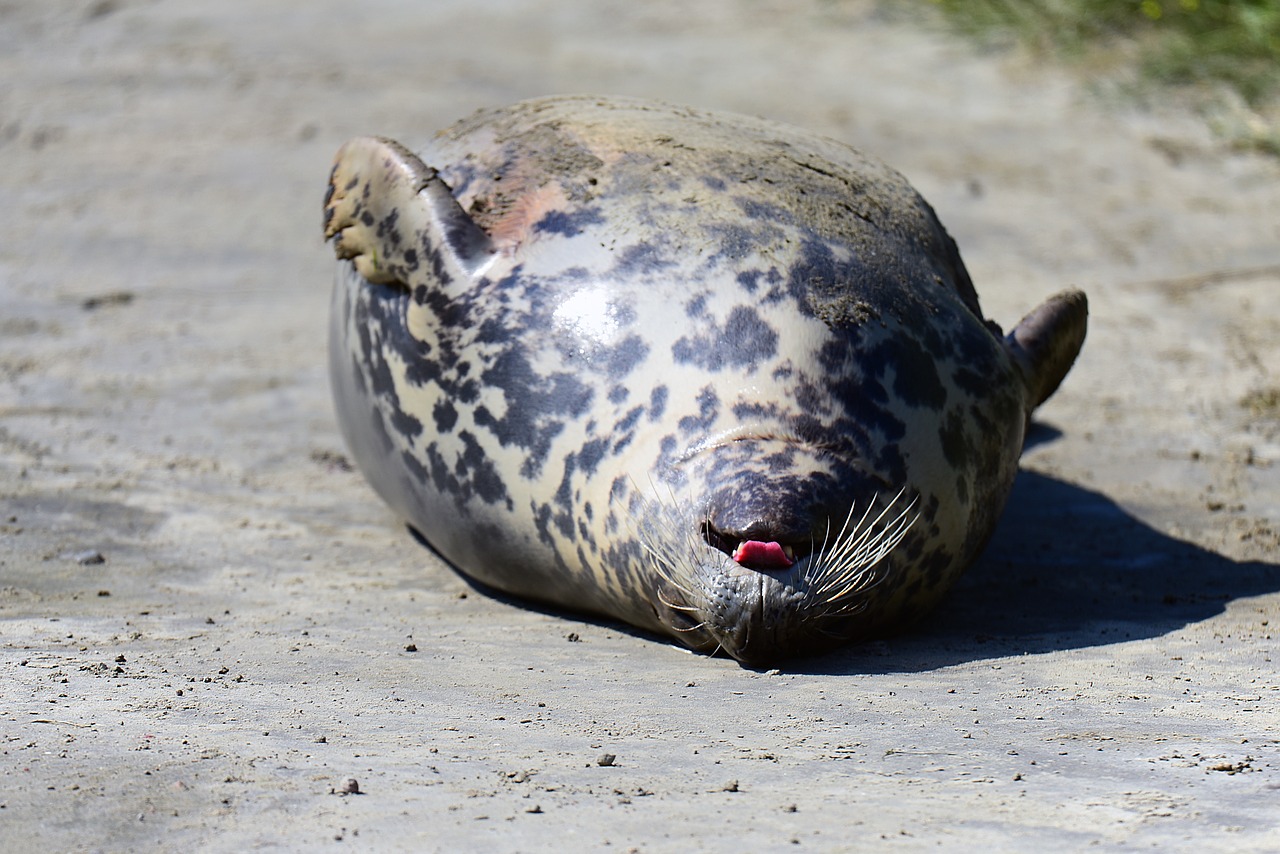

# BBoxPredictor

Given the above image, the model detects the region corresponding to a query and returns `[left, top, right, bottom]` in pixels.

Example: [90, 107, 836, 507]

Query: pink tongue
[731, 540, 793, 569]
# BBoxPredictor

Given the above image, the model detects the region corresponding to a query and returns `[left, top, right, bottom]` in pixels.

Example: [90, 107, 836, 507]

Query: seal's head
[614, 282, 1090, 667]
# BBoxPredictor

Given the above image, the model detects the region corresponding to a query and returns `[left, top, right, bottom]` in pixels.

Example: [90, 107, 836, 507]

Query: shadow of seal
[322, 95, 1087, 666]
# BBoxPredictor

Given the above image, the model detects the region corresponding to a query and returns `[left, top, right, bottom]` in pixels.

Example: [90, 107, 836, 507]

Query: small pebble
[597, 753, 616, 767]
[81, 291, 134, 311]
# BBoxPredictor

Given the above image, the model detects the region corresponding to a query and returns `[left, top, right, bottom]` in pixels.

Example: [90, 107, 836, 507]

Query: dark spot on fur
[377, 207, 401, 242]
[736, 197, 792, 226]
[939, 409, 970, 469]
[615, 405, 644, 434]
[535, 207, 606, 237]
[474, 348, 592, 476]
[703, 224, 757, 263]
[605, 335, 649, 378]
[672, 306, 777, 371]
[614, 243, 671, 276]
[883, 335, 947, 410]
[401, 447, 429, 484]
[952, 366, 991, 398]
[554, 454, 575, 512]
[423, 442, 458, 500]
[532, 501, 557, 548]
[433, 399, 458, 433]
[390, 408, 423, 440]
[457, 430, 510, 506]
[649, 385, 668, 421]
[724, 307, 777, 357]
[794, 378, 833, 418]
[678, 386, 720, 435]
[578, 437, 609, 475]
[732, 399, 780, 420]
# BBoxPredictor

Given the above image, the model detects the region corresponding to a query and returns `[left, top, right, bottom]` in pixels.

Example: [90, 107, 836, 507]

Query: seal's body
[324, 96, 1087, 665]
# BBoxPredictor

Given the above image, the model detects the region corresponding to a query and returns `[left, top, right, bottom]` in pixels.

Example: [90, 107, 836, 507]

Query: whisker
[813, 600, 870, 618]
[655, 589, 701, 614]
[821, 510, 916, 596]
[618, 474, 724, 648]
[822, 486, 908, 573]
[807, 513, 836, 585]
[804, 488, 919, 612]
[822, 496, 874, 567]
[813, 489, 913, 588]
[812, 620, 863, 638]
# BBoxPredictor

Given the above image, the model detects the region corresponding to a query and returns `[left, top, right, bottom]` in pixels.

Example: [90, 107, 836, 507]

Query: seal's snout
[678, 484, 922, 666]
[699, 462, 850, 569]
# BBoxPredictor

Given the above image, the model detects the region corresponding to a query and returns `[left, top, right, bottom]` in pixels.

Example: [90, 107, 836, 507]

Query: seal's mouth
[644, 487, 921, 667]
[700, 521, 809, 571]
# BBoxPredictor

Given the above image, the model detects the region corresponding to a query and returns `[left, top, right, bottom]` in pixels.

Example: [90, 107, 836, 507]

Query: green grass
[1242, 386, 1280, 419]
[928, 0, 1280, 152]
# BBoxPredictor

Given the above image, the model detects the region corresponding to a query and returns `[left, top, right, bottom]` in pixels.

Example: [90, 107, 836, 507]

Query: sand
[3, 1, 1279, 850]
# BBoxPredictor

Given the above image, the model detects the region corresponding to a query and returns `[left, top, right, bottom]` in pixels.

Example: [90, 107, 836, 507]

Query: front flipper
[1005, 288, 1088, 410]
[323, 136, 496, 288]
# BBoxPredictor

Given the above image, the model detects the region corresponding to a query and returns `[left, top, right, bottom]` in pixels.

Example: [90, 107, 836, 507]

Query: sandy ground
[3, 0, 1280, 850]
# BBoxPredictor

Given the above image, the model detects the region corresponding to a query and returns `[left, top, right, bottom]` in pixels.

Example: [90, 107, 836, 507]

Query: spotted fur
[323, 96, 1087, 666]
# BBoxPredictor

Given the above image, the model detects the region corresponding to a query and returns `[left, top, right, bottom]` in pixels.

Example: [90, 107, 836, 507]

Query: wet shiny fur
[323, 96, 1087, 665]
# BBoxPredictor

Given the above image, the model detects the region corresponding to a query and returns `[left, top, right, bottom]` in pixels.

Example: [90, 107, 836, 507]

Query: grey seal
[322, 95, 1087, 666]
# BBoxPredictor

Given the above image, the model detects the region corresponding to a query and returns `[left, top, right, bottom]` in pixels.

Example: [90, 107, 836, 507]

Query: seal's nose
[700, 468, 852, 568]
[703, 487, 821, 546]
[702, 469, 835, 548]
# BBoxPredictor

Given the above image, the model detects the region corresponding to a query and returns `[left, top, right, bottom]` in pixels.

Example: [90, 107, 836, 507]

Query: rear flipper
[323, 136, 495, 288]
[1005, 289, 1088, 410]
